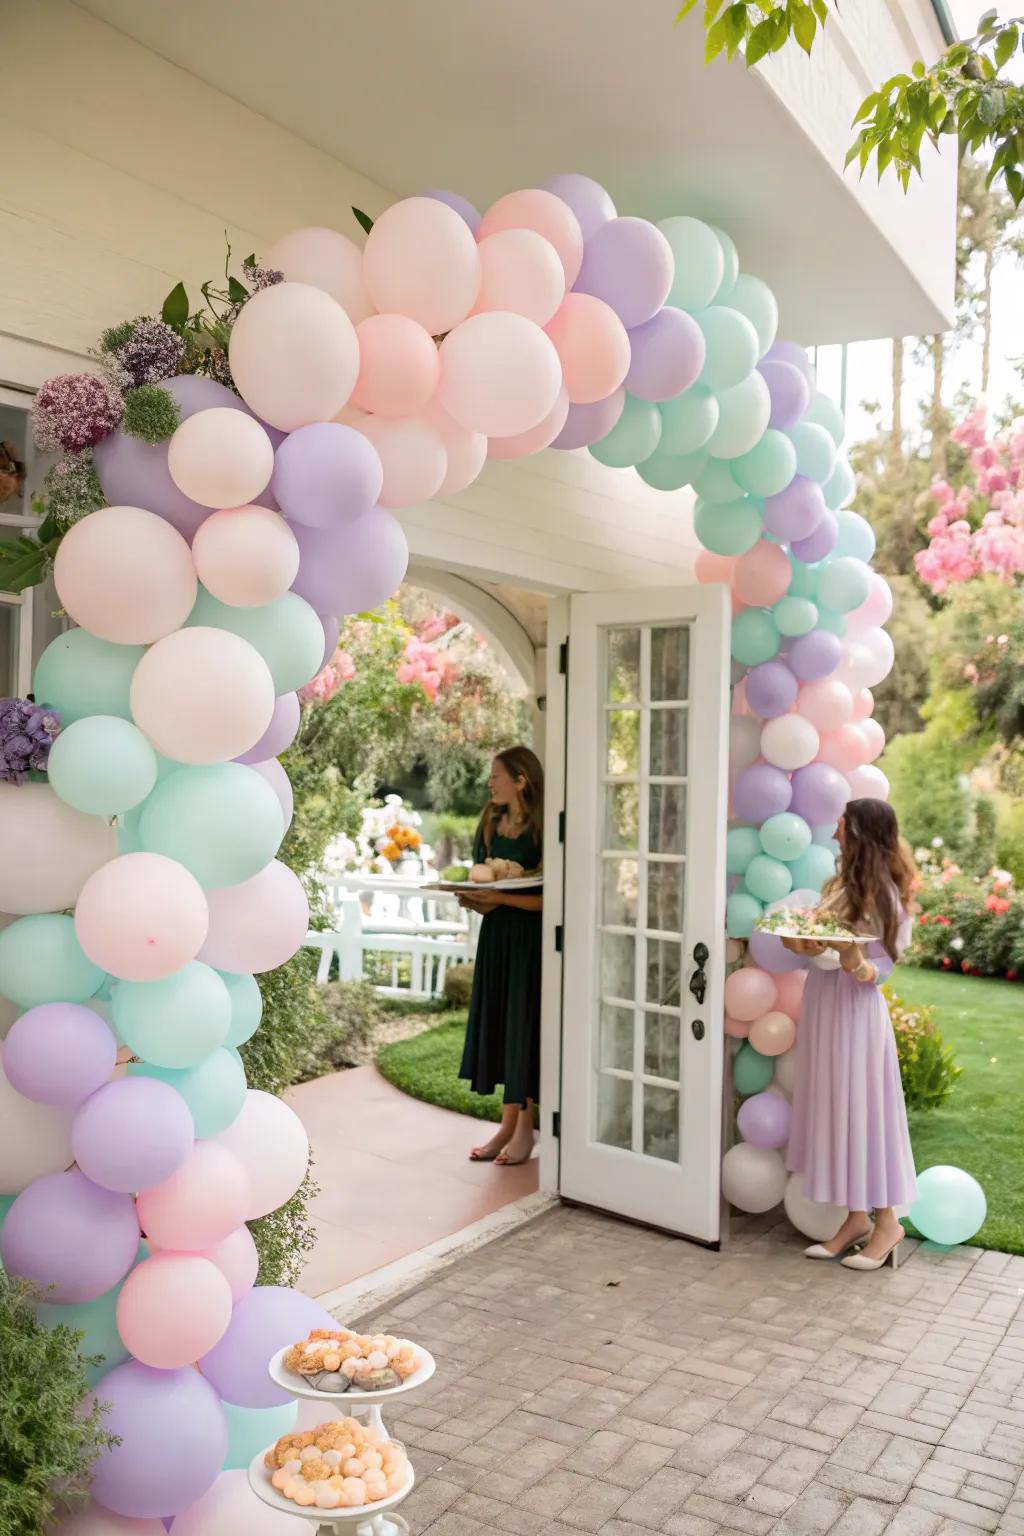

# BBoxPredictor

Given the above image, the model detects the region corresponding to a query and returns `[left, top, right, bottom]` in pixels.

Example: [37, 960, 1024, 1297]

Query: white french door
[556, 584, 730, 1244]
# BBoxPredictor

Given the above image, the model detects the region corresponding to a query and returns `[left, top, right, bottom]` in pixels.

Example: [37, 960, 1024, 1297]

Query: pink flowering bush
[916, 405, 1024, 594]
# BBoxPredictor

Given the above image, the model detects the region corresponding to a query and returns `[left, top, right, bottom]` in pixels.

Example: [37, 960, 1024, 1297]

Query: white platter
[754, 924, 878, 945]
[427, 877, 542, 892]
[248, 1448, 414, 1523]
[269, 1344, 436, 1405]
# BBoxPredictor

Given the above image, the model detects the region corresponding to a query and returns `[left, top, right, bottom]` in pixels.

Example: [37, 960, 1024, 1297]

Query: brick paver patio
[351, 1204, 1024, 1536]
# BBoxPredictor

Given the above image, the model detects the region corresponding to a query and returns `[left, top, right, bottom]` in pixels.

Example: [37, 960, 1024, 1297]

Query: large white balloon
[214, 1090, 310, 1220]
[0, 1055, 75, 1194]
[0, 781, 117, 916]
[130, 628, 275, 765]
[199, 861, 309, 974]
[169, 1470, 299, 1536]
[783, 1171, 847, 1242]
[229, 283, 360, 433]
[265, 227, 374, 323]
[721, 1142, 787, 1214]
[54, 507, 197, 645]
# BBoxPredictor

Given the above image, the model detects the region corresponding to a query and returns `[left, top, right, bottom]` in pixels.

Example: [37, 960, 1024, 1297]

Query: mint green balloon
[787, 556, 821, 600]
[774, 596, 818, 637]
[726, 891, 763, 939]
[113, 962, 231, 1068]
[707, 372, 772, 460]
[817, 607, 847, 636]
[788, 843, 836, 891]
[727, 826, 761, 876]
[637, 448, 707, 492]
[36, 1278, 132, 1385]
[760, 812, 812, 862]
[218, 970, 264, 1048]
[733, 1040, 774, 1096]
[117, 806, 142, 855]
[659, 385, 719, 455]
[34, 630, 144, 726]
[835, 510, 876, 563]
[693, 458, 744, 504]
[138, 764, 283, 888]
[659, 216, 725, 312]
[187, 588, 323, 694]
[0, 915, 104, 1008]
[697, 306, 759, 392]
[817, 556, 871, 614]
[909, 1165, 987, 1246]
[223, 1400, 298, 1471]
[47, 715, 157, 817]
[130, 1046, 245, 1137]
[745, 854, 793, 904]
[589, 395, 662, 469]
[711, 227, 739, 303]
[727, 274, 779, 355]
[823, 456, 855, 510]
[694, 497, 763, 557]
[805, 391, 846, 448]
[734, 431, 797, 498]
[788, 421, 837, 486]
[732, 609, 780, 666]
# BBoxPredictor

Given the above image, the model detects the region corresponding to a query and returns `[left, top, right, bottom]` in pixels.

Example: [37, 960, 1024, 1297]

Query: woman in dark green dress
[458, 746, 544, 1166]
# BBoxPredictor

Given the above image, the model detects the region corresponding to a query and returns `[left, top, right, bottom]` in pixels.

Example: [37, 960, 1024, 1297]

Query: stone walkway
[351, 1204, 1024, 1536]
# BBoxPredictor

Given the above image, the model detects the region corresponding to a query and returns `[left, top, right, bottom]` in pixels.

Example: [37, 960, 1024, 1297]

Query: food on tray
[441, 865, 468, 882]
[265, 1416, 409, 1509]
[469, 857, 524, 883]
[282, 1329, 420, 1391]
[755, 907, 864, 943]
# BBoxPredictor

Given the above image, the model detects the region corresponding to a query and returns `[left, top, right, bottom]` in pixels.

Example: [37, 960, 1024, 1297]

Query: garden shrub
[443, 963, 475, 1008]
[882, 984, 962, 1112]
[884, 726, 973, 857]
[906, 876, 1024, 980]
[292, 981, 382, 1082]
[248, 1169, 320, 1289]
[996, 802, 1024, 885]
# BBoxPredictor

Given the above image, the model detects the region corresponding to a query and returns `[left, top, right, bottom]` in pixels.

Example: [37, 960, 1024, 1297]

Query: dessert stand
[267, 1344, 437, 1439]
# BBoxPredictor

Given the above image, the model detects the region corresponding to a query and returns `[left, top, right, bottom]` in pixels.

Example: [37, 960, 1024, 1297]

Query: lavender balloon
[0, 1170, 139, 1303]
[319, 613, 340, 669]
[3, 1002, 116, 1106]
[420, 189, 482, 234]
[72, 1076, 194, 1193]
[745, 660, 798, 719]
[543, 172, 617, 238]
[88, 1362, 227, 1517]
[764, 339, 815, 388]
[291, 507, 409, 616]
[234, 692, 300, 765]
[732, 763, 792, 822]
[791, 509, 838, 563]
[199, 1285, 337, 1407]
[737, 1090, 792, 1150]
[759, 359, 811, 430]
[747, 927, 807, 974]
[550, 388, 626, 450]
[764, 476, 826, 542]
[271, 423, 383, 529]
[789, 627, 842, 682]
[575, 217, 674, 329]
[790, 762, 849, 826]
[625, 308, 705, 402]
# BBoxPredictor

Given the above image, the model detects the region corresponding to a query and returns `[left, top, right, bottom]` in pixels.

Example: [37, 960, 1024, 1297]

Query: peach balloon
[724, 966, 778, 1022]
[545, 294, 630, 405]
[425, 401, 488, 496]
[859, 717, 885, 762]
[229, 282, 360, 432]
[818, 723, 869, 773]
[352, 314, 440, 418]
[131, 628, 275, 764]
[192, 506, 299, 608]
[136, 1141, 250, 1250]
[149, 1223, 258, 1302]
[214, 1089, 310, 1220]
[75, 853, 209, 982]
[355, 415, 447, 509]
[0, 781, 117, 916]
[749, 1010, 797, 1057]
[731, 592, 749, 616]
[265, 226, 374, 323]
[474, 229, 565, 325]
[798, 678, 854, 732]
[851, 687, 875, 722]
[439, 312, 562, 437]
[488, 386, 569, 460]
[167, 410, 274, 510]
[732, 541, 790, 606]
[725, 1014, 751, 1038]
[695, 550, 736, 585]
[362, 197, 481, 334]
[773, 969, 807, 1021]
[116, 1253, 232, 1368]
[479, 189, 585, 285]
[199, 859, 309, 974]
[54, 506, 197, 646]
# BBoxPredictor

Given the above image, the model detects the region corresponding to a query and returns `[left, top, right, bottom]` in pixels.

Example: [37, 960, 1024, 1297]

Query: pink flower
[333, 649, 356, 682]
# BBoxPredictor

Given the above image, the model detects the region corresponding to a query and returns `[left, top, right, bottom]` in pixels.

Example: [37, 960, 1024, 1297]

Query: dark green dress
[459, 828, 542, 1108]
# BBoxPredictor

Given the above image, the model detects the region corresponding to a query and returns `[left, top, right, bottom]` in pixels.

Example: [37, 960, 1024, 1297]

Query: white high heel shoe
[804, 1227, 874, 1260]
[841, 1229, 904, 1271]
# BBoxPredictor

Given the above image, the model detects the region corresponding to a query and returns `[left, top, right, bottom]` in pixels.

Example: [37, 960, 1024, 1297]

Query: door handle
[688, 942, 708, 1006]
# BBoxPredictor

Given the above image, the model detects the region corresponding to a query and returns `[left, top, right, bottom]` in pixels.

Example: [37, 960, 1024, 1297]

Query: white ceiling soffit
[74, 0, 955, 343]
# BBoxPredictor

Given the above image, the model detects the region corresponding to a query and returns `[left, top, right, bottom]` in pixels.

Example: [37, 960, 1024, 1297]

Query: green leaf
[675, 0, 699, 17]
[810, 0, 829, 23]
[0, 536, 53, 594]
[352, 207, 374, 237]
[852, 90, 880, 126]
[36, 512, 57, 543]
[243, 253, 257, 268]
[994, 23, 1018, 68]
[792, 3, 817, 55]
[977, 86, 1004, 125]
[161, 281, 189, 330]
[1005, 166, 1024, 206]
[705, 12, 729, 59]
[977, 7, 998, 35]
[944, 43, 971, 67]
[929, 91, 949, 129]
[227, 276, 249, 305]
[722, 3, 747, 58]
[913, 59, 925, 78]
[745, 14, 776, 65]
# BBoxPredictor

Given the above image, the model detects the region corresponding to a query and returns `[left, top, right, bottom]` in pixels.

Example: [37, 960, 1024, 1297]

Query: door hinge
[559, 639, 569, 676]
[558, 809, 566, 844]
[552, 1110, 561, 1139]
[554, 925, 564, 953]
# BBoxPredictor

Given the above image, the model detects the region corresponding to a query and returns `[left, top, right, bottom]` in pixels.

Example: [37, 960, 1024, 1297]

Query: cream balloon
[748, 1010, 796, 1057]
[0, 781, 116, 916]
[168, 1469, 301, 1536]
[474, 229, 566, 326]
[75, 853, 209, 983]
[355, 414, 447, 509]
[214, 1089, 310, 1220]
[199, 860, 309, 975]
[191, 506, 299, 608]
[265, 226, 374, 322]
[362, 197, 481, 334]
[721, 1142, 787, 1214]
[0, 1055, 74, 1194]
[48, 1501, 166, 1536]
[729, 716, 761, 776]
[772, 1048, 798, 1097]
[229, 282, 360, 433]
[761, 714, 820, 771]
[439, 312, 562, 438]
[167, 410, 274, 510]
[783, 1171, 847, 1242]
[54, 507, 197, 645]
[130, 628, 275, 765]
[424, 401, 488, 497]
[488, 386, 569, 459]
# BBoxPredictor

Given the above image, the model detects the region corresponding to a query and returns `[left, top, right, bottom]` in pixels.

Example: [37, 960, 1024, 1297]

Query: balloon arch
[0, 173, 893, 1528]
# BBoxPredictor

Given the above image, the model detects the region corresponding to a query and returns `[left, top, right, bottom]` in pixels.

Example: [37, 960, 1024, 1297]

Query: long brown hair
[819, 799, 916, 961]
[477, 746, 544, 855]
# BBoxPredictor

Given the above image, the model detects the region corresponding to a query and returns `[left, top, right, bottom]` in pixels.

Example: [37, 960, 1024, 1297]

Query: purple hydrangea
[33, 373, 123, 454]
[242, 260, 285, 292]
[0, 698, 61, 784]
[114, 316, 185, 387]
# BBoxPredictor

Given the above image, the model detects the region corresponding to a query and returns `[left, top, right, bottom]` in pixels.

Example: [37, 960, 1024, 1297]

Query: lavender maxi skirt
[786, 952, 917, 1211]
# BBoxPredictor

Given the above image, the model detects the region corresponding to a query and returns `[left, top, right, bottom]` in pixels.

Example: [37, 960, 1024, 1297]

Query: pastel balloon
[214, 1089, 310, 1220]
[130, 1048, 246, 1140]
[799, 678, 853, 732]
[774, 595, 818, 637]
[489, 386, 569, 459]
[696, 549, 736, 585]
[420, 188, 482, 234]
[789, 762, 849, 825]
[0, 913, 104, 1007]
[697, 306, 759, 392]
[728, 274, 779, 355]
[722, 1142, 787, 1213]
[425, 401, 488, 495]
[54, 507, 197, 645]
[819, 724, 870, 773]
[733, 430, 797, 498]
[761, 714, 819, 771]
[75, 854, 208, 983]
[693, 497, 762, 558]
[834, 510, 876, 563]
[290, 509, 408, 617]
[787, 842, 837, 890]
[131, 627, 275, 765]
[575, 216, 674, 328]
[745, 853, 793, 904]
[45, 1504, 164, 1536]
[765, 340, 815, 387]
[745, 659, 798, 718]
[789, 627, 842, 682]
[118, 1253, 232, 1369]
[804, 390, 846, 446]
[474, 229, 565, 325]
[249, 758, 293, 832]
[626, 307, 705, 402]
[352, 313, 440, 417]
[234, 692, 300, 765]
[824, 455, 856, 510]
[199, 860, 309, 975]
[760, 360, 810, 431]
[784, 1171, 847, 1241]
[746, 927, 806, 975]
[696, 461, 743, 510]
[590, 394, 662, 469]
[229, 282, 360, 433]
[847, 764, 890, 800]
[818, 556, 871, 614]
[737, 1088, 792, 1148]
[136, 1141, 250, 1250]
[733, 762, 792, 822]
[764, 476, 826, 541]
[0, 1055, 75, 1194]
[479, 188, 584, 285]
[774, 970, 808, 1021]
[192, 506, 299, 608]
[848, 573, 893, 631]
[729, 715, 761, 774]
[659, 385, 719, 454]
[355, 413, 448, 508]
[73, 1075, 194, 1192]
[0, 780, 117, 915]
[760, 812, 812, 862]
[749, 1011, 797, 1058]
[727, 891, 763, 939]
[732, 609, 780, 666]
[363, 196, 481, 332]
[542, 172, 617, 237]
[859, 717, 885, 761]
[440, 311, 562, 437]
[171, 1469, 302, 1535]
[3, 1002, 116, 1106]
[272, 422, 383, 531]
[218, 971, 264, 1049]
[221, 1401, 298, 1473]
[199, 1284, 337, 1408]
[637, 446, 708, 491]
[0, 1170, 139, 1303]
[726, 825, 762, 875]
[189, 1224, 260, 1302]
[167, 410, 273, 510]
[788, 420, 837, 485]
[112, 961, 232, 1068]
[34, 629, 143, 728]
[724, 966, 778, 1022]
[733, 541, 790, 607]
[86, 1361, 227, 1518]
[852, 687, 875, 722]
[791, 510, 838, 564]
[545, 294, 630, 405]
[707, 372, 772, 459]
[139, 764, 283, 890]
[264, 226, 374, 322]
[910, 1164, 987, 1246]
[551, 389, 626, 450]
[659, 216, 724, 312]
[725, 1014, 751, 1039]
[47, 716, 157, 818]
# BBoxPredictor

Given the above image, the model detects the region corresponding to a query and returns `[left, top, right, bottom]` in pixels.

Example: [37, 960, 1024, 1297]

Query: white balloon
[0, 1054, 75, 1194]
[214, 1089, 310, 1219]
[265, 226, 375, 323]
[130, 628, 275, 765]
[772, 1049, 798, 1097]
[167, 410, 274, 511]
[0, 781, 117, 916]
[783, 1171, 847, 1242]
[729, 716, 761, 775]
[54, 506, 198, 645]
[229, 283, 360, 434]
[722, 1142, 787, 1214]
[760, 715, 820, 771]
[169, 1470, 299, 1536]
[847, 764, 890, 802]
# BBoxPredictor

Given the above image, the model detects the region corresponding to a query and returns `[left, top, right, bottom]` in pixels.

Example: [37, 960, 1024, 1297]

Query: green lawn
[376, 1012, 502, 1121]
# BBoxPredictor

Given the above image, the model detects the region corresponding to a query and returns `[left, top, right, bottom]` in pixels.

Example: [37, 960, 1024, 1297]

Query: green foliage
[242, 949, 324, 1098]
[99, 319, 137, 354]
[0, 516, 62, 595]
[883, 983, 962, 1111]
[423, 812, 480, 867]
[0, 1274, 118, 1536]
[376, 1014, 500, 1121]
[291, 981, 383, 1082]
[996, 800, 1024, 881]
[883, 721, 974, 854]
[907, 877, 1024, 978]
[676, 0, 834, 66]
[968, 793, 999, 873]
[248, 1168, 320, 1289]
[935, 579, 1024, 748]
[442, 962, 475, 1008]
[121, 383, 181, 445]
[352, 207, 375, 236]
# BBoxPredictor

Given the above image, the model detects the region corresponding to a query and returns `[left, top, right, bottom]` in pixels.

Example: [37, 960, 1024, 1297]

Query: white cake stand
[268, 1345, 436, 1439]
[248, 1449, 413, 1536]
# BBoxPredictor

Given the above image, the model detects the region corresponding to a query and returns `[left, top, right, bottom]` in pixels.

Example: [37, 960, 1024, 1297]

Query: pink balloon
[117, 1253, 233, 1369]
[859, 717, 885, 762]
[545, 294, 630, 405]
[249, 758, 293, 831]
[732, 541, 790, 606]
[47, 1501, 166, 1536]
[229, 283, 360, 433]
[725, 1014, 751, 1038]
[773, 969, 807, 1021]
[798, 678, 854, 732]
[818, 723, 870, 772]
[425, 401, 488, 496]
[851, 687, 875, 722]
[54, 507, 197, 646]
[265, 226, 374, 322]
[439, 312, 562, 437]
[131, 628, 275, 764]
[195, 1225, 259, 1301]
[488, 386, 569, 460]
[363, 197, 481, 333]
[137, 1142, 250, 1250]
[75, 853, 208, 982]
[199, 860, 309, 974]
[214, 1089, 310, 1220]
[355, 415, 447, 509]
[352, 314, 440, 417]
[760, 715, 820, 771]
[170, 1470, 302, 1536]
[695, 549, 736, 585]
[474, 229, 566, 325]
[192, 506, 299, 608]
[847, 763, 890, 801]
[847, 572, 894, 630]
[167, 410, 274, 510]
[724, 967, 778, 1022]
[749, 1010, 797, 1057]
[479, 189, 584, 286]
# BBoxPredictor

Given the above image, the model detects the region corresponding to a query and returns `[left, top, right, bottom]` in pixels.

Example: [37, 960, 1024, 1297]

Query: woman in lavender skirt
[784, 799, 917, 1271]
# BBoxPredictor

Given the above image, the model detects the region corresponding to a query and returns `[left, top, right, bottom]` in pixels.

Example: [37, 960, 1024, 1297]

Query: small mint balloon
[47, 716, 158, 818]
[744, 854, 793, 905]
[774, 596, 818, 638]
[787, 421, 837, 486]
[129, 1047, 245, 1138]
[910, 1165, 987, 1247]
[787, 843, 836, 891]
[727, 826, 762, 876]
[727, 891, 763, 939]
[695, 498, 763, 558]
[834, 509, 876, 563]
[805, 391, 846, 448]
[697, 306, 759, 393]
[34, 630, 144, 726]
[787, 555, 821, 600]
[659, 385, 719, 455]
[218, 970, 264, 1049]
[817, 556, 871, 614]
[732, 609, 780, 667]
[589, 395, 662, 469]
[186, 586, 324, 695]
[693, 458, 744, 505]
[759, 812, 812, 863]
[637, 448, 708, 492]
[733, 431, 797, 499]
[222, 1400, 298, 1470]
[733, 1040, 774, 1096]
[35, 1279, 133, 1386]
[112, 962, 232, 1069]
[0, 914, 105, 1008]
[138, 763, 284, 888]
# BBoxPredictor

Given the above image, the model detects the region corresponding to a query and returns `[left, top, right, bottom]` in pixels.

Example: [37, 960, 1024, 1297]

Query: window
[0, 390, 60, 696]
